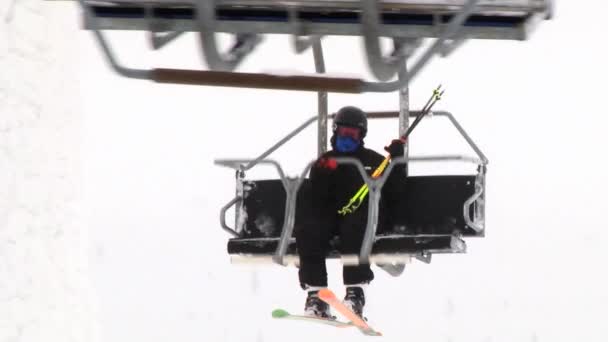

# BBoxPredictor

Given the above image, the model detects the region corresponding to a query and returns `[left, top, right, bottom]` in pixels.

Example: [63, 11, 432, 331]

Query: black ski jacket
[306, 145, 407, 231]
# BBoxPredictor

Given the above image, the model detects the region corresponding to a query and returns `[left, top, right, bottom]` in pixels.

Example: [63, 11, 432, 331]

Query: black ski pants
[296, 208, 374, 288]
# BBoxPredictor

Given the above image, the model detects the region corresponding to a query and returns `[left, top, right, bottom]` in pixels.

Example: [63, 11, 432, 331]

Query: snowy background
[2, 1, 608, 342]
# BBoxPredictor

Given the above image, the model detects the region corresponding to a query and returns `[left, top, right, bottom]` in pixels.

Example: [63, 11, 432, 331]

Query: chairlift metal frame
[71, 0, 553, 274]
[76, 0, 552, 91]
[215, 109, 487, 273]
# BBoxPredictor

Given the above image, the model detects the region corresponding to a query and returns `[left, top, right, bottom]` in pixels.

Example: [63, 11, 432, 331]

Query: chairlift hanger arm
[361, 0, 405, 81]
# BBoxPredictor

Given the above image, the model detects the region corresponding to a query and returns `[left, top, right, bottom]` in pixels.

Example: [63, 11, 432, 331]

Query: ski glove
[384, 139, 405, 159]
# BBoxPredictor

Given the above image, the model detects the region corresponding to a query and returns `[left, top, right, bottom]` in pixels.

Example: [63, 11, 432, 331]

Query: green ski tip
[272, 309, 290, 318]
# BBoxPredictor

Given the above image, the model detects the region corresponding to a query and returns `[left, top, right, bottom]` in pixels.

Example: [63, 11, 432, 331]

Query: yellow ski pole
[337, 158, 389, 215]
[338, 85, 444, 216]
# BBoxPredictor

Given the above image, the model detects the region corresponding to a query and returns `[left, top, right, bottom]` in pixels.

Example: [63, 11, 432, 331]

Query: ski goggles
[335, 126, 362, 140]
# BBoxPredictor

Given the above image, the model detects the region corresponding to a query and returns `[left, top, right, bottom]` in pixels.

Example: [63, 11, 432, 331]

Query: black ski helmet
[333, 106, 367, 138]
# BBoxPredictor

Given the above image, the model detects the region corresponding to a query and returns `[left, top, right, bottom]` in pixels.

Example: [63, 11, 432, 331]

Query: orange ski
[318, 288, 382, 336]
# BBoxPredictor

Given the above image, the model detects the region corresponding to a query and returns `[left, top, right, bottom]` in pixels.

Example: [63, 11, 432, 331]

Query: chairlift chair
[215, 109, 488, 276]
[73, 0, 553, 275]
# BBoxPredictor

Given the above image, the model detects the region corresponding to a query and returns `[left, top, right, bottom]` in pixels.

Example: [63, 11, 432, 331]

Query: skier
[296, 106, 407, 319]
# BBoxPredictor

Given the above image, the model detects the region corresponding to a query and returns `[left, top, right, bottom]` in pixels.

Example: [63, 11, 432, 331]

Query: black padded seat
[228, 175, 480, 256]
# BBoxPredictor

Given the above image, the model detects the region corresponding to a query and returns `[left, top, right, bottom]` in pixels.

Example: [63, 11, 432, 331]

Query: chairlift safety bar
[219, 109, 488, 174]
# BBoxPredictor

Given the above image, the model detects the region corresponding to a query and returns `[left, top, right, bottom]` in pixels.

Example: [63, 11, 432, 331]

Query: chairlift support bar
[195, 0, 248, 71]
[312, 38, 329, 155]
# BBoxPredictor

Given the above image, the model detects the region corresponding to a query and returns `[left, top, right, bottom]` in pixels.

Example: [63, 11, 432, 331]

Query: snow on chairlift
[214, 109, 488, 276]
[76, 0, 553, 92]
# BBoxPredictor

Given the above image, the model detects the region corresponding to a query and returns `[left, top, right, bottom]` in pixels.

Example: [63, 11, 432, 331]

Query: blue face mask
[335, 136, 360, 153]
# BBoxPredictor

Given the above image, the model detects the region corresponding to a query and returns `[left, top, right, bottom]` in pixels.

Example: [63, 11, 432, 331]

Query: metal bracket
[288, 6, 319, 54]
[143, 5, 183, 50]
[272, 162, 315, 266]
[149, 31, 184, 50]
[463, 176, 485, 233]
[392, 38, 424, 60]
[312, 39, 329, 156]
[440, 38, 467, 58]
[78, 0, 151, 80]
[450, 235, 467, 252]
[378, 263, 406, 277]
[415, 251, 433, 264]
[362, 0, 481, 92]
[220, 196, 241, 237]
[361, 0, 406, 81]
[195, 0, 261, 71]
[340, 156, 409, 265]
[293, 35, 317, 54]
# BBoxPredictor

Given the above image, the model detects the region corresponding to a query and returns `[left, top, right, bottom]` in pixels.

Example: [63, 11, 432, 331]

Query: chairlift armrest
[463, 182, 484, 233]
[220, 196, 241, 237]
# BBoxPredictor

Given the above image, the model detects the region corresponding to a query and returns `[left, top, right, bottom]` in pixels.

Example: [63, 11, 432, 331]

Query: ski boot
[304, 290, 335, 320]
[343, 286, 366, 319]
